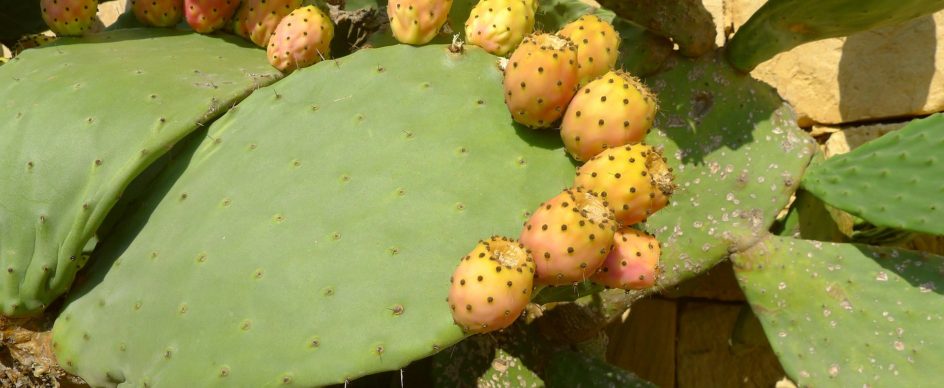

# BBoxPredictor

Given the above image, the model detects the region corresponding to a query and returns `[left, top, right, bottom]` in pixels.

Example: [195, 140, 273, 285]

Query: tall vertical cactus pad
[52, 44, 577, 386]
[0, 28, 281, 317]
[727, 0, 944, 71]
[801, 114, 944, 235]
[732, 236, 944, 385]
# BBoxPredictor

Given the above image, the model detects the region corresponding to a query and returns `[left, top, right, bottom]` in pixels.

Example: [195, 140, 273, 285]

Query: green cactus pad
[626, 53, 815, 301]
[478, 349, 545, 388]
[0, 28, 280, 316]
[726, 0, 944, 71]
[432, 321, 549, 387]
[52, 44, 576, 386]
[545, 351, 655, 388]
[801, 114, 944, 236]
[732, 236, 944, 385]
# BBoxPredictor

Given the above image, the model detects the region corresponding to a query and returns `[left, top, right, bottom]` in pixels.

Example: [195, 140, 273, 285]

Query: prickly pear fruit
[13, 34, 58, 55]
[465, 0, 536, 56]
[267, 5, 334, 73]
[520, 188, 617, 286]
[387, 0, 453, 45]
[574, 144, 674, 225]
[131, 0, 184, 27]
[557, 15, 620, 86]
[232, 0, 302, 47]
[40, 0, 98, 36]
[185, 0, 241, 33]
[447, 236, 536, 334]
[560, 70, 657, 161]
[503, 33, 579, 129]
[592, 228, 661, 289]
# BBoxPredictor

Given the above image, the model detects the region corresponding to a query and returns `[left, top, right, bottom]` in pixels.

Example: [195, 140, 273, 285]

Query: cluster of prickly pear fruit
[40, 0, 98, 36]
[447, 237, 536, 334]
[464, 0, 537, 56]
[35, 0, 335, 74]
[184, 0, 241, 33]
[387, 0, 453, 45]
[131, 0, 184, 27]
[267, 5, 334, 72]
[496, 16, 658, 164]
[448, 143, 673, 334]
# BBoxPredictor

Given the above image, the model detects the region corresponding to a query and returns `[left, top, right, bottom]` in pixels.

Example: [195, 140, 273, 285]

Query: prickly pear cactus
[636, 53, 815, 297]
[533, 52, 816, 328]
[801, 114, 944, 235]
[732, 236, 944, 385]
[0, 28, 280, 317]
[52, 44, 577, 386]
[545, 351, 655, 388]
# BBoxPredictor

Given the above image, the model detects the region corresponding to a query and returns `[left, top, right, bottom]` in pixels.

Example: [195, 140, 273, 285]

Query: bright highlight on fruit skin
[447, 236, 536, 334]
[465, 0, 537, 56]
[387, 0, 453, 45]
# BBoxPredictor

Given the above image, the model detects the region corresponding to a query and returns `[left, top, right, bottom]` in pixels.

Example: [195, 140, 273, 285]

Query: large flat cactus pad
[52, 44, 576, 386]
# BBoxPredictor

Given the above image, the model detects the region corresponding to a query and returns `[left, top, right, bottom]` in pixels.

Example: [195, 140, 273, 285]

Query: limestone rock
[725, 0, 944, 125]
[821, 121, 906, 158]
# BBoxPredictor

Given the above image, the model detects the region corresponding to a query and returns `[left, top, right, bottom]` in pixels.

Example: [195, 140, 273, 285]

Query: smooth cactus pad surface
[732, 236, 944, 385]
[801, 114, 944, 235]
[52, 44, 576, 386]
[0, 28, 280, 317]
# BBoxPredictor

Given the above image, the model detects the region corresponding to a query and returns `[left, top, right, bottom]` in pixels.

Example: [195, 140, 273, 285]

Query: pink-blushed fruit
[560, 70, 658, 161]
[131, 0, 184, 27]
[387, 0, 452, 45]
[447, 236, 535, 334]
[267, 5, 333, 73]
[184, 0, 241, 33]
[557, 15, 620, 86]
[503, 33, 580, 129]
[231, 0, 302, 47]
[520, 188, 617, 286]
[592, 228, 661, 289]
[574, 144, 675, 225]
[464, 0, 536, 56]
[40, 0, 98, 36]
